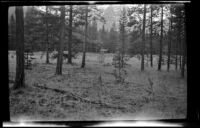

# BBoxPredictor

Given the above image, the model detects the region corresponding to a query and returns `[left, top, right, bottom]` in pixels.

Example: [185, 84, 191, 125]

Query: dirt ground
[8, 51, 187, 121]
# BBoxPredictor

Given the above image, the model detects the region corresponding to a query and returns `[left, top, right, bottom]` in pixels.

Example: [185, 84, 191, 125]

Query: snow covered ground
[8, 51, 187, 121]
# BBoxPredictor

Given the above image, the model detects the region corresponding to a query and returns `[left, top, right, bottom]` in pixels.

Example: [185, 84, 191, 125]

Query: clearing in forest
[9, 52, 187, 121]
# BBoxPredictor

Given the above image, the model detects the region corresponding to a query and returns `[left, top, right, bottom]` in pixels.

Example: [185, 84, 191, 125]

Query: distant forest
[9, 4, 187, 89]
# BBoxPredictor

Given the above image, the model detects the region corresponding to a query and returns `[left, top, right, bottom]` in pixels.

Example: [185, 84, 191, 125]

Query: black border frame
[2, 0, 199, 127]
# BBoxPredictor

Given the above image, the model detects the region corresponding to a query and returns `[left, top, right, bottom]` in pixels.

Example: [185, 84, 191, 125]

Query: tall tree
[9, 15, 16, 50]
[55, 6, 65, 75]
[150, 5, 153, 67]
[14, 6, 25, 89]
[45, 6, 50, 64]
[179, 31, 182, 70]
[175, 8, 182, 71]
[119, 7, 128, 68]
[158, 4, 164, 71]
[81, 5, 88, 68]
[175, 23, 180, 70]
[167, 6, 172, 71]
[181, 5, 186, 78]
[181, 23, 186, 78]
[68, 5, 73, 64]
[141, 4, 146, 71]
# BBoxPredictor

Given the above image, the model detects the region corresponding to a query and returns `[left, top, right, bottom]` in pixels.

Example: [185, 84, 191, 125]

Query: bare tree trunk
[176, 16, 181, 71]
[14, 6, 25, 89]
[179, 39, 182, 70]
[68, 5, 73, 64]
[181, 18, 186, 78]
[150, 5, 153, 67]
[121, 7, 126, 68]
[175, 36, 178, 70]
[181, 38, 186, 78]
[45, 6, 50, 64]
[158, 5, 163, 71]
[81, 5, 88, 68]
[141, 4, 146, 71]
[167, 7, 172, 72]
[55, 6, 65, 75]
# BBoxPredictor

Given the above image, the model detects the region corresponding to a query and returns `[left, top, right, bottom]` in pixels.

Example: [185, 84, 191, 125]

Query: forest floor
[8, 51, 187, 121]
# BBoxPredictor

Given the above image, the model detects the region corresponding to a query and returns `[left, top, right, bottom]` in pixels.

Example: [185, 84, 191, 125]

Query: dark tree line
[127, 4, 187, 77]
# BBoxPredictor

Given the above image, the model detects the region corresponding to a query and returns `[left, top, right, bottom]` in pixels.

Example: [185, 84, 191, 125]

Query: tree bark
[175, 36, 178, 70]
[176, 15, 181, 71]
[68, 5, 73, 64]
[158, 5, 163, 71]
[81, 5, 88, 68]
[121, 7, 126, 68]
[167, 7, 172, 72]
[55, 6, 65, 75]
[181, 17, 186, 78]
[141, 4, 146, 71]
[46, 6, 50, 64]
[14, 6, 25, 89]
[179, 39, 182, 70]
[181, 37, 186, 78]
[150, 5, 153, 67]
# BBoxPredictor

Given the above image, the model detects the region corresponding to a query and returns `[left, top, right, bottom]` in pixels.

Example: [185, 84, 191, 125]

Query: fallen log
[33, 83, 128, 110]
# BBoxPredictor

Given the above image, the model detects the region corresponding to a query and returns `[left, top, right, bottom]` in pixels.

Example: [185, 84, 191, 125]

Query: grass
[8, 51, 187, 121]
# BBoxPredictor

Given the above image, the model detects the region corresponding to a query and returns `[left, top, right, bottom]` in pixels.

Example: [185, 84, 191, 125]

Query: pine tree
[55, 6, 65, 75]
[81, 5, 88, 68]
[112, 7, 129, 83]
[158, 4, 164, 71]
[181, 23, 186, 78]
[14, 6, 25, 89]
[45, 6, 50, 64]
[68, 5, 73, 64]
[150, 5, 153, 67]
[119, 7, 128, 68]
[9, 15, 16, 50]
[141, 4, 146, 71]
[167, 5, 173, 71]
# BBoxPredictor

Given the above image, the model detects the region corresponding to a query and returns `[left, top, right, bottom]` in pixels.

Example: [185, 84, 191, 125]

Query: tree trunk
[150, 5, 153, 67]
[158, 5, 163, 71]
[68, 5, 73, 64]
[175, 36, 178, 70]
[121, 7, 126, 68]
[55, 6, 65, 75]
[141, 4, 146, 71]
[176, 15, 181, 71]
[181, 18, 186, 78]
[181, 38, 186, 78]
[179, 39, 182, 70]
[14, 6, 25, 89]
[81, 5, 88, 68]
[45, 6, 50, 64]
[167, 7, 172, 72]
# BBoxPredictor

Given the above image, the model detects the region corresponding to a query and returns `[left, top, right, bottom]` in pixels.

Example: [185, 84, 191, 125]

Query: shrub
[112, 51, 129, 83]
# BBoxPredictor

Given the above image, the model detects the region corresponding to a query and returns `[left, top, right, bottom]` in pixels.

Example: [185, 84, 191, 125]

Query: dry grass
[8, 51, 187, 121]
